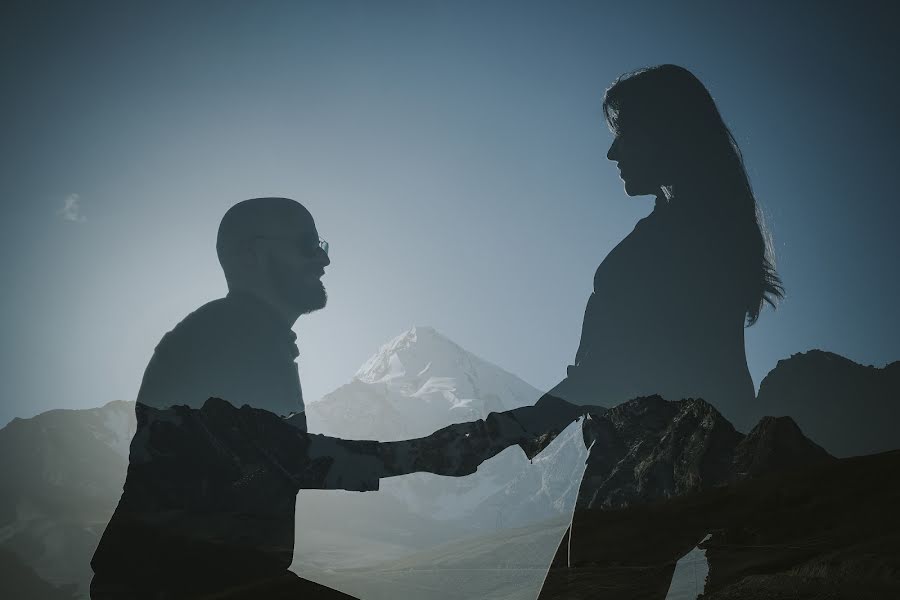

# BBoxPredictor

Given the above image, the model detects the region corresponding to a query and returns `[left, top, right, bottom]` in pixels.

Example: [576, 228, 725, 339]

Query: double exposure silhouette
[91, 61, 789, 598]
[91, 198, 586, 599]
[539, 65, 785, 598]
[548, 64, 783, 421]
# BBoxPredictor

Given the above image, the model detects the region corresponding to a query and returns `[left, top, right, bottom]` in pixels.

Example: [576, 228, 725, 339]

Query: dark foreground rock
[539, 449, 900, 599]
[576, 395, 833, 510]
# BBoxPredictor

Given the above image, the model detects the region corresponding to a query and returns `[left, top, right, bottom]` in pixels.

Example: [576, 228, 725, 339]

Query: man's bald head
[217, 198, 313, 268]
[216, 197, 330, 320]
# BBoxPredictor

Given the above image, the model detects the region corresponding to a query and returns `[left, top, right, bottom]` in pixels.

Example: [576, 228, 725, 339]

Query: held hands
[485, 393, 599, 460]
[373, 396, 592, 481]
[301, 394, 607, 490]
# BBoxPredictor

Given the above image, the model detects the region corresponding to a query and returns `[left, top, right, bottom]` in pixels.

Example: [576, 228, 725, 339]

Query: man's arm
[138, 397, 591, 494]
[302, 394, 591, 488]
[379, 394, 588, 477]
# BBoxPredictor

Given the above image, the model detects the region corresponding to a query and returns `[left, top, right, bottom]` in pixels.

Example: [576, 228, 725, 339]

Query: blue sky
[1, 1, 897, 425]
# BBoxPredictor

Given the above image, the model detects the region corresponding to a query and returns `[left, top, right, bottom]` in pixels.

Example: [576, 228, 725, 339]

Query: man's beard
[300, 280, 328, 315]
[269, 260, 327, 315]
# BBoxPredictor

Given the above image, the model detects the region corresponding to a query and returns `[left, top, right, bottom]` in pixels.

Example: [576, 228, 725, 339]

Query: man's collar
[225, 290, 295, 337]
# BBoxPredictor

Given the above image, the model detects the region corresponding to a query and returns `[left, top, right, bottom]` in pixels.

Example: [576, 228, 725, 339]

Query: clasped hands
[306, 393, 603, 492]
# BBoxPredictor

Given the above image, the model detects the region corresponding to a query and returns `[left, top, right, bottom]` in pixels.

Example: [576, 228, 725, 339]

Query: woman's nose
[606, 137, 620, 161]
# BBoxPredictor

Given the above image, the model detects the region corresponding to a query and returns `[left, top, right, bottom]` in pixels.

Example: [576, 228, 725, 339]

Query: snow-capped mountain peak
[302, 326, 588, 551]
[355, 326, 470, 384]
[310, 326, 542, 441]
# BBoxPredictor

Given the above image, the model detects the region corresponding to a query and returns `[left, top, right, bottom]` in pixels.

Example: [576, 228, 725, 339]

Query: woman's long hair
[602, 64, 783, 325]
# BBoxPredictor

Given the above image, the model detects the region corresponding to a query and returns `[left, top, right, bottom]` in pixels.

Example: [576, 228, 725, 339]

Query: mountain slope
[577, 396, 833, 510]
[750, 350, 900, 457]
[539, 449, 900, 600]
[303, 326, 588, 528]
[0, 400, 136, 596]
[307, 326, 543, 441]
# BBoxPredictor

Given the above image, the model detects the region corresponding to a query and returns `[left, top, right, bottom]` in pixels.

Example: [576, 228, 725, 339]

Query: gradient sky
[1, 1, 898, 426]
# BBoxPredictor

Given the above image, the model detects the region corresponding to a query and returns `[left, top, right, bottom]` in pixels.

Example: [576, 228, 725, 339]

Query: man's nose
[318, 248, 331, 267]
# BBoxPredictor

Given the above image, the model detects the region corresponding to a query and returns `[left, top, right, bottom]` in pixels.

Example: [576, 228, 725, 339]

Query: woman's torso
[569, 200, 755, 420]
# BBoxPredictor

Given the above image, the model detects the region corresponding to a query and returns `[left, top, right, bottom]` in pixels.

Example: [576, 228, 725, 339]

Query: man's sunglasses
[255, 236, 330, 258]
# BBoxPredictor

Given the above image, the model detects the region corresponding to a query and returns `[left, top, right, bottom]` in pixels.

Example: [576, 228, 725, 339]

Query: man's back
[92, 293, 309, 594]
[136, 291, 306, 424]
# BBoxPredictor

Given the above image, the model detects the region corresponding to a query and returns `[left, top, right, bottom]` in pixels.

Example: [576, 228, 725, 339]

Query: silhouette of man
[132, 197, 329, 425]
[91, 198, 584, 599]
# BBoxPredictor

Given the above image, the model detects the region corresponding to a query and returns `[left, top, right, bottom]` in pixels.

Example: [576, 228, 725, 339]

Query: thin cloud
[57, 193, 87, 223]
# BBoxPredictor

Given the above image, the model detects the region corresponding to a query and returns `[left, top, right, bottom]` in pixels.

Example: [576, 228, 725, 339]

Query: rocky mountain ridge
[577, 395, 833, 510]
[750, 349, 899, 457]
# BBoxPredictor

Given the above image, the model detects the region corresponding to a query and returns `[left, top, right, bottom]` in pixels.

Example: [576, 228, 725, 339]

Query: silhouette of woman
[537, 63, 786, 600]
[548, 64, 783, 426]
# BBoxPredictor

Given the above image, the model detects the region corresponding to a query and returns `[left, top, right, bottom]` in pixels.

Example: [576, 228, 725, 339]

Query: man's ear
[225, 240, 262, 280]
[248, 238, 269, 268]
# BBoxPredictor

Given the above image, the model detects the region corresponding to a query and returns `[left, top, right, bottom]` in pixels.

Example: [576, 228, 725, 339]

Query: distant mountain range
[0, 400, 135, 598]
[0, 329, 896, 599]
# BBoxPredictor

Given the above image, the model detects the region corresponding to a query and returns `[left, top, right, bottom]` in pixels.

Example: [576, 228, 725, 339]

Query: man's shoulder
[153, 295, 282, 366]
[137, 297, 257, 410]
[155, 297, 240, 355]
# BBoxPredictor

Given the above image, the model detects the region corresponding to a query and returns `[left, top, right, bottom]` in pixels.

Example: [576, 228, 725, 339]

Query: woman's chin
[622, 182, 655, 197]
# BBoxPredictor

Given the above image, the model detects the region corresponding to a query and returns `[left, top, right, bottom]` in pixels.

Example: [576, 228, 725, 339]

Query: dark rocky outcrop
[732, 415, 833, 477]
[539, 396, 843, 599]
[748, 350, 899, 457]
[576, 395, 833, 510]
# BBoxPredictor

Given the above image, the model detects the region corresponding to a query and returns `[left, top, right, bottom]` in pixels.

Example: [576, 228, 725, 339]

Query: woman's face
[606, 115, 674, 197]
